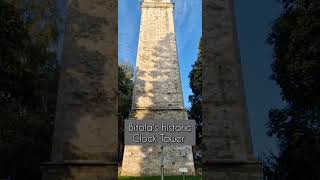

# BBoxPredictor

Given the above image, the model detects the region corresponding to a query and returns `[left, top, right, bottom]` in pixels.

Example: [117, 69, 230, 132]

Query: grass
[119, 176, 202, 180]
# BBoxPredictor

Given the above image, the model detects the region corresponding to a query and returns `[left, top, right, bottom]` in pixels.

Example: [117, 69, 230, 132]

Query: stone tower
[120, 0, 195, 176]
[202, 0, 263, 179]
[42, 0, 118, 179]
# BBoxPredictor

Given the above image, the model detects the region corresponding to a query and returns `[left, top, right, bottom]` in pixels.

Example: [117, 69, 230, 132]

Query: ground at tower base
[118, 176, 202, 180]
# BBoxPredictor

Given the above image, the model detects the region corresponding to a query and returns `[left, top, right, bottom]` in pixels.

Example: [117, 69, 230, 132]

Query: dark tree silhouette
[0, 1, 59, 179]
[264, 0, 320, 179]
[118, 63, 133, 161]
[188, 39, 202, 146]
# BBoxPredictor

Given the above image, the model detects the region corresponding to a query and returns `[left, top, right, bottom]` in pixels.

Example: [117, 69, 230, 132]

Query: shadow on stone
[42, 0, 118, 179]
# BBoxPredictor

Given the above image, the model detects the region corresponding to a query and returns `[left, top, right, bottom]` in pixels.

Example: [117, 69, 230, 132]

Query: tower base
[42, 161, 118, 180]
[121, 145, 195, 176]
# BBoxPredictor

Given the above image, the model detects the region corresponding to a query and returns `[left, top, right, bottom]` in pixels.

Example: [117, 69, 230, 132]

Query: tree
[188, 39, 202, 145]
[3, 0, 59, 45]
[118, 62, 134, 123]
[0, 0, 59, 179]
[0, 0, 134, 178]
[264, 0, 320, 179]
[118, 63, 134, 159]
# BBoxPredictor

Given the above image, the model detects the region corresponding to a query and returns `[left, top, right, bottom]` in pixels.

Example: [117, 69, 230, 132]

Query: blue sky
[118, 0, 202, 109]
[56, 0, 285, 158]
[57, 0, 286, 158]
[119, 0, 285, 157]
[234, 1, 286, 156]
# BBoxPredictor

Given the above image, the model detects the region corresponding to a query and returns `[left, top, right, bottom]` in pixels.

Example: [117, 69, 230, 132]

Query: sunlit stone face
[143, 0, 171, 3]
[120, 0, 195, 176]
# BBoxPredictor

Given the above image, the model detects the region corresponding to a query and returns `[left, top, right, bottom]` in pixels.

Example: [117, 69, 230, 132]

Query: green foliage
[188, 39, 202, 145]
[0, 0, 133, 178]
[264, 0, 320, 179]
[268, 0, 320, 108]
[118, 63, 134, 157]
[118, 63, 134, 123]
[4, 0, 60, 45]
[0, 0, 59, 179]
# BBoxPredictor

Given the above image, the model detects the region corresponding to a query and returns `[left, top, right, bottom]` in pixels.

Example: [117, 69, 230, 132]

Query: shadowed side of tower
[120, 0, 195, 176]
[202, 0, 263, 179]
[42, 0, 118, 179]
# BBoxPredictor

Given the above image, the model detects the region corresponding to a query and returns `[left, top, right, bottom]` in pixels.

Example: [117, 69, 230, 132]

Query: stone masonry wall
[42, 0, 118, 179]
[121, 1, 195, 176]
[131, 2, 184, 109]
[202, 0, 263, 179]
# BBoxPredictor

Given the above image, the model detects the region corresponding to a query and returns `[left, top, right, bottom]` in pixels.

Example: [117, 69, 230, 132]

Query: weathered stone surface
[202, 0, 263, 179]
[120, 0, 195, 176]
[144, 0, 171, 3]
[130, 109, 188, 120]
[131, 1, 184, 110]
[42, 0, 118, 179]
[42, 162, 118, 180]
[122, 145, 194, 176]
